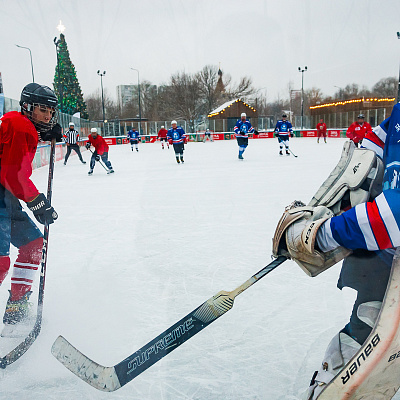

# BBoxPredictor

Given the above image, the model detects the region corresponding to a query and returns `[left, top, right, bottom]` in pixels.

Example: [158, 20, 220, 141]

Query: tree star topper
[57, 20, 65, 33]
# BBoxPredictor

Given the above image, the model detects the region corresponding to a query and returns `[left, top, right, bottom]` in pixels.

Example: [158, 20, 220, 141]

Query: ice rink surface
[1, 137, 398, 400]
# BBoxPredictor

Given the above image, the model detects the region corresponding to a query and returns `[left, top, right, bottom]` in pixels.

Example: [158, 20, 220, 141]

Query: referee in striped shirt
[63, 122, 86, 165]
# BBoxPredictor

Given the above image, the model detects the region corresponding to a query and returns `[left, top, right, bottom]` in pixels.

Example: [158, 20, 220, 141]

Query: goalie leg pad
[306, 332, 361, 400]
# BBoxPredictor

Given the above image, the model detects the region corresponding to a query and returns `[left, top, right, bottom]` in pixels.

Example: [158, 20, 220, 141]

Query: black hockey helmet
[357, 113, 365, 119]
[20, 83, 58, 133]
[282, 113, 287, 118]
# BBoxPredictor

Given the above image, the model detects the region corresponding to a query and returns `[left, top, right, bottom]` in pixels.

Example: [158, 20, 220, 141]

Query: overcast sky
[1, 0, 400, 104]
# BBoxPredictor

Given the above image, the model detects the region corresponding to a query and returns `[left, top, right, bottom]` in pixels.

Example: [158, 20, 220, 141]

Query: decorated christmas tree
[53, 33, 88, 119]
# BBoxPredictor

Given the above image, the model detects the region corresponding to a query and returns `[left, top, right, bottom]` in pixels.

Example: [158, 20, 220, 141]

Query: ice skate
[88, 169, 93, 175]
[81, 160, 86, 164]
[107, 168, 114, 174]
[279, 150, 283, 156]
[286, 150, 290, 155]
[1, 291, 33, 338]
[176, 158, 180, 164]
[238, 154, 244, 160]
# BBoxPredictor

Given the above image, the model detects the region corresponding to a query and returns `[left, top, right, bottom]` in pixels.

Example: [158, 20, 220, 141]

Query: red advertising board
[104, 137, 117, 145]
[255, 131, 274, 139]
[301, 130, 317, 137]
[328, 130, 341, 137]
[212, 133, 224, 140]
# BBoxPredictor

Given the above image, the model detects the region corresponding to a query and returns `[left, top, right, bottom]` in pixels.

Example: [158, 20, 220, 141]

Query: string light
[310, 97, 396, 110]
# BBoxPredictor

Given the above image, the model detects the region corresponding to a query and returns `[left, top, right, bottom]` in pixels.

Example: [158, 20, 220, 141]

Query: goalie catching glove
[272, 201, 351, 277]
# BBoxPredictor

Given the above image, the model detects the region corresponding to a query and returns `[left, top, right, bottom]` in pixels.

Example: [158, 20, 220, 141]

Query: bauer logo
[340, 333, 380, 385]
[353, 162, 361, 174]
[388, 349, 400, 362]
[304, 223, 314, 245]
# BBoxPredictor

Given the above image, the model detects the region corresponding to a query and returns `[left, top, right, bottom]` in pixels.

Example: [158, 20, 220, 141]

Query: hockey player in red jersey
[316, 118, 327, 143]
[346, 114, 372, 147]
[157, 126, 169, 149]
[0, 83, 61, 330]
[85, 128, 114, 175]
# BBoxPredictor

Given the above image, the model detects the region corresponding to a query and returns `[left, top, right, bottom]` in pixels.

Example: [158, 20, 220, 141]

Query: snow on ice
[1, 138, 398, 399]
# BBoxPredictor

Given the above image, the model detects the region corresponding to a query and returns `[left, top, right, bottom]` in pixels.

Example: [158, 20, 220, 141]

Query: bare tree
[372, 77, 397, 98]
[85, 89, 119, 121]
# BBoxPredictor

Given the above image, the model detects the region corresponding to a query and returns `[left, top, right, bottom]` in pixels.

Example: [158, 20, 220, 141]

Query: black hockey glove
[95, 155, 100, 161]
[41, 123, 63, 142]
[27, 193, 58, 225]
[85, 142, 91, 149]
[290, 133, 294, 138]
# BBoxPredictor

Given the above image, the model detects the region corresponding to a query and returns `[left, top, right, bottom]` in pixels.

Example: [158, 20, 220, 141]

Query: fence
[3, 96, 99, 137]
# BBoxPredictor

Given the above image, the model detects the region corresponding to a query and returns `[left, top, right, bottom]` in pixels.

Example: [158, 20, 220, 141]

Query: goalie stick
[0, 137, 56, 369]
[51, 255, 288, 391]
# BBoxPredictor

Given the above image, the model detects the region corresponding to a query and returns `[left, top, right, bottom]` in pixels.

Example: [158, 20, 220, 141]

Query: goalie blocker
[272, 141, 384, 277]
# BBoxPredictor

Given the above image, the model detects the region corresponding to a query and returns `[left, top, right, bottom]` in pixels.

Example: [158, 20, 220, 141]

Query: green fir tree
[53, 33, 88, 119]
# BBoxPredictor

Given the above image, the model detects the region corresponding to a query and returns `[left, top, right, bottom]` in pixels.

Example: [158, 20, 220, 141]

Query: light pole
[298, 66, 307, 129]
[334, 85, 344, 100]
[97, 70, 106, 124]
[130, 68, 141, 135]
[397, 32, 400, 102]
[16, 45, 35, 82]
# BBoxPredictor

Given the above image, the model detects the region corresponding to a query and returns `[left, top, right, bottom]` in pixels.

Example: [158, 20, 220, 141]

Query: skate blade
[1, 318, 35, 338]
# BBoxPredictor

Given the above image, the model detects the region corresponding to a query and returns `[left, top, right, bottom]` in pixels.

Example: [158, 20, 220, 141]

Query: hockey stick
[0, 137, 56, 368]
[51, 255, 288, 391]
[88, 148, 109, 171]
[288, 148, 298, 158]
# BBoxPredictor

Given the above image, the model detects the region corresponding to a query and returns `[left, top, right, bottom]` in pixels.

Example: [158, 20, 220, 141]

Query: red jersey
[346, 121, 372, 144]
[157, 128, 168, 139]
[88, 134, 109, 155]
[0, 111, 40, 203]
[316, 122, 327, 134]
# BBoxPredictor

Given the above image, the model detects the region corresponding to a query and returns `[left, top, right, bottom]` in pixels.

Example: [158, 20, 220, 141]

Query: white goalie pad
[308, 141, 384, 215]
[316, 248, 400, 399]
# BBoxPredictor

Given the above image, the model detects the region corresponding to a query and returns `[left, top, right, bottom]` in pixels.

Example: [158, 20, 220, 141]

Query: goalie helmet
[20, 83, 58, 133]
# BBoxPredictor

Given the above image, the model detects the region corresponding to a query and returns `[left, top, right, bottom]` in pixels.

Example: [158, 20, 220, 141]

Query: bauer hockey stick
[88, 148, 109, 171]
[51, 255, 288, 391]
[0, 137, 56, 368]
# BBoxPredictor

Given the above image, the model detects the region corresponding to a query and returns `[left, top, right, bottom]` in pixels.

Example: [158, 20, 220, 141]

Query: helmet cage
[20, 83, 59, 133]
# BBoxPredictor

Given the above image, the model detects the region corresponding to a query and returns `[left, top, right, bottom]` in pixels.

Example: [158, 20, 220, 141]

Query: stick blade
[51, 335, 121, 392]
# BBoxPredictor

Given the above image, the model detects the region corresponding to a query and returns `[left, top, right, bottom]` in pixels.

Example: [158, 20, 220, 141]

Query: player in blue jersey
[274, 114, 293, 156]
[167, 120, 187, 164]
[127, 128, 140, 152]
[273, 103, 400, 399]
[234, 113, 254, 160]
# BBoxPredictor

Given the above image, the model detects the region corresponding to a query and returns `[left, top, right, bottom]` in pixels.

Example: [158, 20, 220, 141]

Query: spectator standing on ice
[127, 127, 140, 152]
[157, 125, 169, 149]
[86, 128, 114, 175]
[234, 112, 254, 160]
[346, 113, 372, 147]
[167, 120, 186, 164]
[203, 128, 213, 142]
[316, 118, 327, 143]
[63, 122, 86, 165]
[274, 113, 293, 156]
[0, 83, 60, 331]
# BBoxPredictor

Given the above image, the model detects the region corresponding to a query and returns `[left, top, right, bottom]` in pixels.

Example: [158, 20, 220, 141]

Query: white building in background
[117, 85, 137, 110]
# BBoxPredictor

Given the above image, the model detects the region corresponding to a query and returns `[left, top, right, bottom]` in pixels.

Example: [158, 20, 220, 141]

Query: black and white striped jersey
[63, 129, 80, 144]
